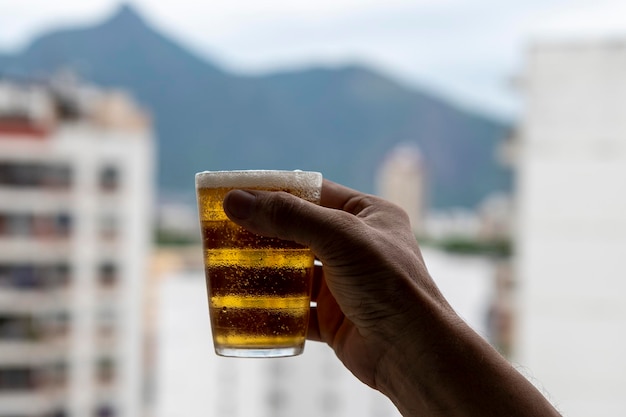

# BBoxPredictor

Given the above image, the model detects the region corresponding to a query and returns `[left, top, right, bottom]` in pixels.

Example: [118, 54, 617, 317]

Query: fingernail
[224, 190, 256, 220]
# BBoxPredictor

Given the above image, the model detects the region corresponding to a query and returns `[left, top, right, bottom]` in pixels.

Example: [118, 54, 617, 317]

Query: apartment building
[375, 142, 426, 234]
[515, 41, 626, 416]
[0, 76, 154, 417]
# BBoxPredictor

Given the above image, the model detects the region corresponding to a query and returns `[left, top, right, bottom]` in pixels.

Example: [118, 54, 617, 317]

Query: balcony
[0, 286, 72, 313]
[94, 357, 117, 389]
[0, 341, 69, 366]
[0, 263, 72, 312]
[0, 188, 73, 214]
[0, 362, 69, 415]
[0, 311, 70, 362]
[0, 212, 73, 264]
[99, 166, 119, 194]
[0, 391, 66, 416]
[0, 212, 72, 240]
[0, 237, 72, 262]
[0, 161, 72, 190]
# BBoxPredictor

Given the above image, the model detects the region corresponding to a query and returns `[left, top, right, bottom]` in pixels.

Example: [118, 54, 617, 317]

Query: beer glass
[196, 170, 322, 358]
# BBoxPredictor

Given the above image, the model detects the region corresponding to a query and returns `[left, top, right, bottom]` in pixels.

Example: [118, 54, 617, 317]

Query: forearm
[375, 294, 561, 417]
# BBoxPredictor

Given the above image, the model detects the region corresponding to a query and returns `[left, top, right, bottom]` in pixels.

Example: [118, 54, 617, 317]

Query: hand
[223, 179, 561, 417]
[223, 179, 441, 386]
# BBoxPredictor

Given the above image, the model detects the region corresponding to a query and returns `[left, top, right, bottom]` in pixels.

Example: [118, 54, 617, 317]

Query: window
[44, 409, 68, 417]
[50, 263, 71, 289]
[99, 165, 120, 192]
[0, 315, 39, 341]
[55, 213, 72, 237]
[95, 404, 116, 417]
[43, 164, 72, 189]
[0, 263, 71, 290]
[95, 357, 116, 384]
[0, 367, 36, 391]
[41, 311, 71, 338]
[0, 161, 72, 189]
[5, 213, 32, 237]
[98, 262, 118, 288]
[10, 265, 39, 289]
[40, 361, 68, 389]
[0, 212, 72, 238]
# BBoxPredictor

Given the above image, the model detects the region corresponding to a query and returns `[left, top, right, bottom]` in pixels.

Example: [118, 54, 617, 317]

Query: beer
[196, 170, 322, 358]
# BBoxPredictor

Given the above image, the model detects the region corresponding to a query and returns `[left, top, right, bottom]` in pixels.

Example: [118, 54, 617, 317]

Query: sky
[1, 0, 626, 120]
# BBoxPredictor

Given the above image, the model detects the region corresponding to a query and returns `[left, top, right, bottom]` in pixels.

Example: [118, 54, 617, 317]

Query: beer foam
[195, 170, 322, 202]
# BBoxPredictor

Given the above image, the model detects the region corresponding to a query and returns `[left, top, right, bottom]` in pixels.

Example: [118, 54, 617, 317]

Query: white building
[0, 77, 154, 417]
[515, 41, 626, 416]
[375, 142, 426, 234]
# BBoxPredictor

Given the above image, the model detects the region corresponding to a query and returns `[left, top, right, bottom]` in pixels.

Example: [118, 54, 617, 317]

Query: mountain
[0, 4, 511, 208]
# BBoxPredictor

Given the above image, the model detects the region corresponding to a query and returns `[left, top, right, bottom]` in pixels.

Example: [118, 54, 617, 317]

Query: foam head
[195, 170, 322, 203]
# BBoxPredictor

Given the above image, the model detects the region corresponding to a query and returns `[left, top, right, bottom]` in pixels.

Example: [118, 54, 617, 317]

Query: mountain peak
[103, 3, 146, 29]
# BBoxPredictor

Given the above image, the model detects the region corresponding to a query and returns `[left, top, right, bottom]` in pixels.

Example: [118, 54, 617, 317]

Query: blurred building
[375, 142, 426, 234]
[515, 41, 626, 416]
[0, 75, 154, 416]
[477, 192, 513, 241]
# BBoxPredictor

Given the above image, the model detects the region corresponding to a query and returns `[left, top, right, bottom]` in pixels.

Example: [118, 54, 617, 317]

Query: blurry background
[0, 1, 625, 416]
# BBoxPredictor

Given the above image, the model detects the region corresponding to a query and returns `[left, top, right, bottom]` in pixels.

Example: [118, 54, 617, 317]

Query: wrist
[373, 290, 461, 416]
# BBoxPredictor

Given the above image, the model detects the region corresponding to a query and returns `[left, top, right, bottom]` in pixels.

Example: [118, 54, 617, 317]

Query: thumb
[223, 189, 354, 260]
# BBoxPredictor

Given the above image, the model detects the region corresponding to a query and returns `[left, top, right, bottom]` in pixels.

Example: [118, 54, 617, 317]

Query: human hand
[223, 179, 450, 388]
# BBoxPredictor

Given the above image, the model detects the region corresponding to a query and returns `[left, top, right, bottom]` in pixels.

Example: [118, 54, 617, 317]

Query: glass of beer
[195, 170, 322, 358]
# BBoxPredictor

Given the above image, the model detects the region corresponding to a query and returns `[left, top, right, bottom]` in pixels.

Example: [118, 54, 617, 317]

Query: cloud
[530, 1, 626, 39]
[0, 0, 114, 50]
